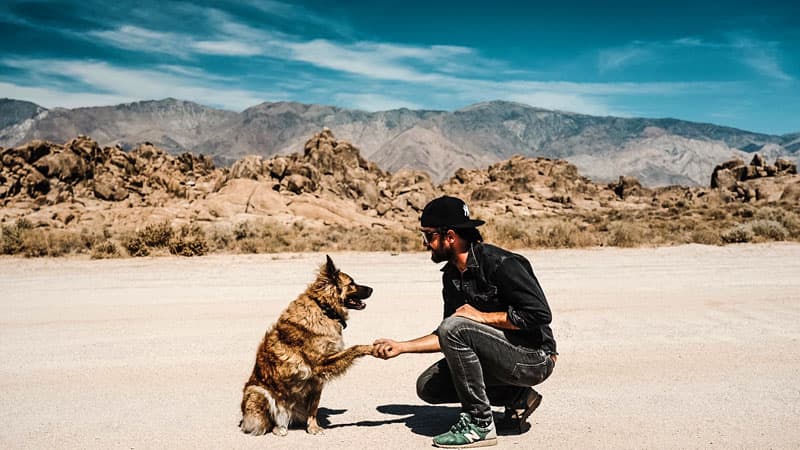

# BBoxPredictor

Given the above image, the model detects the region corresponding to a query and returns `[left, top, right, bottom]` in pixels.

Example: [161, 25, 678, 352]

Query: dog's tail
[240, 385, 272, 435]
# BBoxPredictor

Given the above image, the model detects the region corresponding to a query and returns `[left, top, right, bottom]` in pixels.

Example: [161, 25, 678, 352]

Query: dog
[240, 255, 374, 436]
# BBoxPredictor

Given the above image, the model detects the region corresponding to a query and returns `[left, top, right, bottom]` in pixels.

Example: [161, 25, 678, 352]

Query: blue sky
[0, 0, 798, 134]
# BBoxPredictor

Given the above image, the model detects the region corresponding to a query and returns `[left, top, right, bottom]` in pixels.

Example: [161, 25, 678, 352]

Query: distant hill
[1, 98, 797, 186]
[0, 98, 46, 129]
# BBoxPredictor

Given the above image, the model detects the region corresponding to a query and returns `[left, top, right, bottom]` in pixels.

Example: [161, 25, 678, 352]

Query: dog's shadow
[319, 405, 456, 437]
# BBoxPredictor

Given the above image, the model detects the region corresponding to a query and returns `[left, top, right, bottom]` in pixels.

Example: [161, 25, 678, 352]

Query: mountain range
[1, 97, 797, 186]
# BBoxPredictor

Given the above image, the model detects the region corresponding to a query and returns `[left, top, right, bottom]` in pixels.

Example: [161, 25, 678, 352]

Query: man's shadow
[319, 405, 456, 437]
[319, 405, 526, 437]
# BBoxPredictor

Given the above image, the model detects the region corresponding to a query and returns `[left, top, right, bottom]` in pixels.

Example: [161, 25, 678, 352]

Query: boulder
[610, 176, 642, 199]
[33, 151, 89, 182]
[775, 158, 797, 175]
[281, 174, 316, 194]
[93, 172, 129, 201]
[228, 155, 265, 180]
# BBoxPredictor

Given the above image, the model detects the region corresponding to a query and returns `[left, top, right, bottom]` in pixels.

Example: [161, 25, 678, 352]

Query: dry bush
[1, 220, 90, 257]
[486, 219, 535, 248]
[748, 219, 789, 241]
[168, 224, 209, 257]
[91, 240, 121, 259]
[753, 207, 800, 237]
[0, 222, 24, 254]
[689, 226, 722, 245]
[721, 224, 753, 243]
[139, 221, 173, 248]
[606, 222, 648, 247]
[123, 235, 150, 256]
[534, 222, 596, 248]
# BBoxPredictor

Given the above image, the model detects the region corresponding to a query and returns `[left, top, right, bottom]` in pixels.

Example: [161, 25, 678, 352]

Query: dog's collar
[314, 299, 347, 329]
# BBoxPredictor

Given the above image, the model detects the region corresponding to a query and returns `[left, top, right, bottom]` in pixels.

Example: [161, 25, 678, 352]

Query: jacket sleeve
[492, 256, 552, 330]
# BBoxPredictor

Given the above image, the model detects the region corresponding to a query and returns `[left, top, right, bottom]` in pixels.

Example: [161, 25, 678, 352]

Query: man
[373, 196, 557, 448]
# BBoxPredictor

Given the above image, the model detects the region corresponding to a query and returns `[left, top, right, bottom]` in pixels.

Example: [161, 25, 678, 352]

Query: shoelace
[449, 414, 472, 433]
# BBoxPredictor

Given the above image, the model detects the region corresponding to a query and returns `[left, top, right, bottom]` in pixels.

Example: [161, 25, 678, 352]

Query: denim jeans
[417, 316, 555, 422]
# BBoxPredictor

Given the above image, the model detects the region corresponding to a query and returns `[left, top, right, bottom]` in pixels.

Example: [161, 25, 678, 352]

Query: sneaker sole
[433, 437, 498, 448]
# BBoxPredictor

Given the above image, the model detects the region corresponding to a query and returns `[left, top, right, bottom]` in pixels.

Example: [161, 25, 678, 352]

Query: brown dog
[240, 255, 374, 436]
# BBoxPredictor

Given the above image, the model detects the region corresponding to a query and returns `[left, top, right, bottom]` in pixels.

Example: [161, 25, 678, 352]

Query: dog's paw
[240, 417, 268, 436]
[272, 426, 288, 437]
[356, 344, 374, 356]
[307, 424, 325, 435]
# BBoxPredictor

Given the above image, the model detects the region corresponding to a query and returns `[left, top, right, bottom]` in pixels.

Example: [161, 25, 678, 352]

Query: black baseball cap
[420, 196, 485, 229]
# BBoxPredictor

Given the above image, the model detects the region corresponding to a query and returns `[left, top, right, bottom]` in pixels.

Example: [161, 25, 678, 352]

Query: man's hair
[452, 227, 483, 244]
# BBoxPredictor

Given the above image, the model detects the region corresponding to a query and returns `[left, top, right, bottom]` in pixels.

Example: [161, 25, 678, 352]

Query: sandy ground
[1, 243, 799, 449]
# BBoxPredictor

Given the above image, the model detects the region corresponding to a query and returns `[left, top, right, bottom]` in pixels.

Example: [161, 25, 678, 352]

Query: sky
[0, 0, 798, 135]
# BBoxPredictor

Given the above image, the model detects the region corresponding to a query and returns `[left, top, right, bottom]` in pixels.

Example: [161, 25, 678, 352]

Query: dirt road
[1, 244, 799, 449]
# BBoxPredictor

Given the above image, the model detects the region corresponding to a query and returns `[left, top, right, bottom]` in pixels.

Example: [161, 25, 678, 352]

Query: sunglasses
[421, 229, 444, 246]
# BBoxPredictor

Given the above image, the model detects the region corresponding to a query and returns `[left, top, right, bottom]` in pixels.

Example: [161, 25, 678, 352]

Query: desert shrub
[748, 219, 789, 241]
[208, 226, 234, 251]
[21, 230, 50, 257]
[139, 221, 173, 248]
[168, 225, 209, 257]
[487, 219, 534, 248]
[238, 237, 262, 253]
[0, 222, 24, 254]
[721, 224, 753, 243]
[123, 235, 150, 256]
[0, 222, 87, 257]
[606, 222, 647, 247]
[233, 221, 256, 240]
[754, 207, 800, 236]
[708, 209, 728, 221]
[733, 206, 755, 218]
[689, 226, 721, 245]
[91, 240, 120, 259]
[534, 222, 595, 248]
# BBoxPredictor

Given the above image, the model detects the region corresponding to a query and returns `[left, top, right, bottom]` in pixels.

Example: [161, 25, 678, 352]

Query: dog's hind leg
[240, 385, 273, 436]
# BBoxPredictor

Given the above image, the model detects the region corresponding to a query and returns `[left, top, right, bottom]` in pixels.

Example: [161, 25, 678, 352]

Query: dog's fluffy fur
[240, 256, 374, 436]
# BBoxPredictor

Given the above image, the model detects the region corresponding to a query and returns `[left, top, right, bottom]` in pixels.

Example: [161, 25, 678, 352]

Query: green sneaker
[433, 413, 497, 448]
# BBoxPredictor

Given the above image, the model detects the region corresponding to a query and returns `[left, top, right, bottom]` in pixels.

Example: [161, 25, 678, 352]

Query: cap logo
[463, 204, 470, 218]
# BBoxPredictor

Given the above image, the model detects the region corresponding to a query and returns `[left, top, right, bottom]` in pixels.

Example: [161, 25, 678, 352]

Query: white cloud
[89, 25, 192, 58]
[286, 39, 445, 82]
[0, 59, 283, 111]
[598, 46, 651, 72]
[731, 37, 793, 82]
[0, 81, 137, 108]
[192, 40, 262, 56]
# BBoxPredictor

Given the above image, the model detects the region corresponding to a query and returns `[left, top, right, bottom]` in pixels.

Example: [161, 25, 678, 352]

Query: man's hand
[453, 304, 520, 330]
[453, 304, 487, 323]
[372, 338, 403, 359]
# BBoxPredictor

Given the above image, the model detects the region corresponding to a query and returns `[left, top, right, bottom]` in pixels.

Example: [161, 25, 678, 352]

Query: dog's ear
[324, 255, 340, 281]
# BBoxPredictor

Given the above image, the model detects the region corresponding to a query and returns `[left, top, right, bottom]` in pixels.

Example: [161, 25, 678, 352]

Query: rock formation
[1, 129, 798, 253]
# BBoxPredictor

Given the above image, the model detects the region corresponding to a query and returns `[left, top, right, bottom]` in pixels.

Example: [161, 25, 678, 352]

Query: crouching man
[373, 196, 557, 448]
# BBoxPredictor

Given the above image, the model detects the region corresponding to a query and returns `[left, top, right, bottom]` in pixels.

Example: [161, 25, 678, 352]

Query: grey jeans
[416, 316, 555, 422]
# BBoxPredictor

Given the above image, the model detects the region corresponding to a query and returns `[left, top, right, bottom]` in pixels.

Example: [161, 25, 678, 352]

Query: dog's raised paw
[272, 426, 288, 437]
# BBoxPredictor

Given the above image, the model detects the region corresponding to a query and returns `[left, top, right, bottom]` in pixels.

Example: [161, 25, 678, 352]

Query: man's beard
[430, 245, 450, 263]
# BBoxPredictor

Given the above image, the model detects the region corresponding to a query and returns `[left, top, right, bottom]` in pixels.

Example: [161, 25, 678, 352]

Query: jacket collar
[441, 242, 481, 273]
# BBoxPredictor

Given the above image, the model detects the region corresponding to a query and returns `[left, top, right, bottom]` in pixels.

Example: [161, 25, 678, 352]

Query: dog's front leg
[315, 344, 373, 379]
[305, 390, 324, 435]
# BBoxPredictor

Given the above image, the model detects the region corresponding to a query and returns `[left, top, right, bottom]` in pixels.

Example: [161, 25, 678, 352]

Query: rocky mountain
[1, 98, 797, 187]
[0, 99, 46, 130]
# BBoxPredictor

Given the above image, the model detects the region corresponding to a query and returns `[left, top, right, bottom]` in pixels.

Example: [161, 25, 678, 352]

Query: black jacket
[440, 242, 557, 354]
